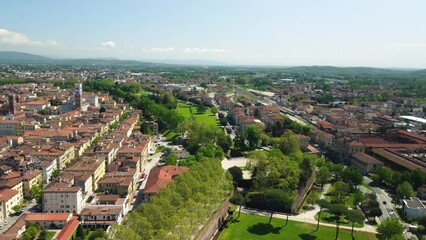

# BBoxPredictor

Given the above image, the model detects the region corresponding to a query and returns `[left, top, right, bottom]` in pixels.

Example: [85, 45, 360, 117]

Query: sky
[0, 0, 425, 68]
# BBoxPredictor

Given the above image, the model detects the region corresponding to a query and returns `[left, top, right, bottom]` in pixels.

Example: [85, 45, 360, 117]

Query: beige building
[0, 188, 21, 221]
[22, 170, 43, 198]
[42, 181, 84, 214]
[64, 157, 105, 190]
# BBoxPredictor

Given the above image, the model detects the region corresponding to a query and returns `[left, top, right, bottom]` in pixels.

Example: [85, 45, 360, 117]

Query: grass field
[45, 231, 56, 240]
[218, 213, 376, 240]
[177, 102, 219, 128]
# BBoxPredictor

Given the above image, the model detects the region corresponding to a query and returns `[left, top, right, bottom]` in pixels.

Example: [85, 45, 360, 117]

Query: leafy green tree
[328, 203, 347, 240]
[37, 109, 49, 115]
[373, 167, 393, 184]
[316, 166, 331, 188]
[250, 149, 300, 191]
[12, 204, 22, 213]
[300, 157, 313, 184]
[210, 106, 218, 115]
[263, 189, 293, 224]
[246, 125, 261, 149]
[330, 181, 349, 203]
[345, 209, 365, 239]
[76, 224, 85, 238]
[342, 167, 363, 190]
[164, 153, 178, 166]
[316, 199, 330, 230]
[306, 190, 320, 207]
[228, 166, 243, 183]
[90, 228, 107, 240]
[396, 181, 415, 199]
[22, 226, 38, 240]
[276, 130, 301, 155]
[377, 218, 404, 240]
[353, 190, 365, 208]
[196, 103, 207, 114]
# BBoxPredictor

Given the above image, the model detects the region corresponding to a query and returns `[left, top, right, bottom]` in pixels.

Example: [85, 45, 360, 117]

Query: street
[130, 135, 167, 210]
[0, 200, 39, 233]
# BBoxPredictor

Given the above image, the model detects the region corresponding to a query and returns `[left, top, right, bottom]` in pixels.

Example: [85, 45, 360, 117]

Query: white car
[4, 220, 8, 225]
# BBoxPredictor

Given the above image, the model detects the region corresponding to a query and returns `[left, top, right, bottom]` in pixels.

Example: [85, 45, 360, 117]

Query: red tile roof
[0, 188, 18, 202]
[54, 217, 79, 240]
[23, 213, 72, 222]
[144, 166, 189, 194]
[352, 152, 383, 165]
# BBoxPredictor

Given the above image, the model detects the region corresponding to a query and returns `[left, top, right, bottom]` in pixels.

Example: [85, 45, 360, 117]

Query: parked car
[0, 225, 3, 230]
[4, 220, 8, 225]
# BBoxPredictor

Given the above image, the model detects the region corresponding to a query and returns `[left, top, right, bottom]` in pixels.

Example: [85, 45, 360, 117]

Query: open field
[177, 102, 219, 128]
[218, 213, 376, 240]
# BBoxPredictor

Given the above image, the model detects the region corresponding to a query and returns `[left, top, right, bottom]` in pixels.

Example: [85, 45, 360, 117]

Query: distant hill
[413, 69, 426, 76]
[0, 51, 162, 66]
[0, 51, 51, 63]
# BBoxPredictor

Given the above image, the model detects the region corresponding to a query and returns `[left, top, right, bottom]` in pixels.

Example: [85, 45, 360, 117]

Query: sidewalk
[240, 207, 377, 233]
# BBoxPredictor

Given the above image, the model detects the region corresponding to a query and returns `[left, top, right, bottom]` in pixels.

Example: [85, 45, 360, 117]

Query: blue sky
[0, 0, 425, 67]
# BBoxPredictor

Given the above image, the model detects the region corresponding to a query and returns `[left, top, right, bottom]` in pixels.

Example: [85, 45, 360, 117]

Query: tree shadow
[247, 223, 282, 235]
[299, 233, 317, 240]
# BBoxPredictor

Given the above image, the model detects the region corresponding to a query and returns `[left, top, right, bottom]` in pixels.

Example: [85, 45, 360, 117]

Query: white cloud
[0, 28, 57, 46]
[101, 41, 116, 48]
[150, 47, 175, 52]
[183, 47, 226, 53]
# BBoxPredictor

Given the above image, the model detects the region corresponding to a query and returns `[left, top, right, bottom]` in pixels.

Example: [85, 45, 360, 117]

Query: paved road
[131, 137, 167, 210]
[0, 201, 39, 233]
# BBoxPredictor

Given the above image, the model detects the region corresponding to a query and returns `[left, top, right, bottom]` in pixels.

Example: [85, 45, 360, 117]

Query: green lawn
[177, 102, 219, 128]
[45, 231, 56, 240]
[219, 213, 376, 240]
[163, 130, 178, 141]
[315, 211, 364, 228]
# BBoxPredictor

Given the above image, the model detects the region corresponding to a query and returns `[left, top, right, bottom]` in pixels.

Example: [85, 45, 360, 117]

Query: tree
[316, 199, 330, 230]
[164, 153, 178, 166]
[263, 189, 293, 224]
[396, 181, 415, 199]
[196, 103, 207, 114]
[353, 190, 365, 208]
[210, 106, 218, 115]
[342, 167, 363, 190]
[306, 190, 320, 207]
[300, 158, 313, 184]
[12, 204, 22, 213]
[23, 226, 38, 240]
[228, 166, 243, 183]
[37, 109, 49, 115]
[377, 218, 404, 240]
[246, 125, 261, 150]
[316, 166, 331, 188]
[345, 209, 365, 239]
[250, 149, 300, 191]
[328, 203, 347, 240]
[276, 130, 301, 155]
[76, 224, 85, 238]
[90, 228, 107, 240]
[331, 181, 349, 203]
[373, 167, 393, 184]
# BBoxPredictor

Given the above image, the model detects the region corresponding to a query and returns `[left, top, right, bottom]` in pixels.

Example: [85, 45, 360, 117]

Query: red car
[140, 173, 146, 179]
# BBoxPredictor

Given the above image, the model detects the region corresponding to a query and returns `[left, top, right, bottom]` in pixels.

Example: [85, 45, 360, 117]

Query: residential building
[403, 197, 426, 220]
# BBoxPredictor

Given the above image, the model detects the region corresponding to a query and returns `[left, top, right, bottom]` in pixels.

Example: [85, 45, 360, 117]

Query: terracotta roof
[25, 100, 49, 105]
[352, 152, 383, 165]
[54, 217, 80, 240]
[0, 188, 18, 202]
[398, 130, 426, 143]
[144, 166, 188, 194]
[80, 207, 122, 216]
[372, 148, 426, 173]
[24, 213, 72, 222]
